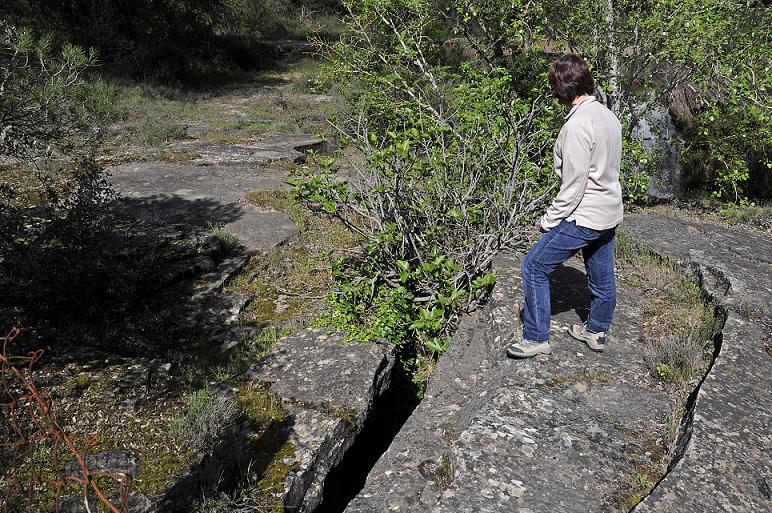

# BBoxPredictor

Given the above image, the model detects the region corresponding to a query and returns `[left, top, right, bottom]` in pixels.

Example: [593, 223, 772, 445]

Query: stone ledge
[246, 329, 395, 512]
[109, 162, 298, 253]
[172, 133, 329, 167]
[346, 251, 682, 512]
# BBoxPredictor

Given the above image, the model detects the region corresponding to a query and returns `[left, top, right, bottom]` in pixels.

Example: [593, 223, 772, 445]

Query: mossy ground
[230, 187, 355, 331]
[551, 371, 615, 389]
[194, 386, 298, 513]
[1, 356, 193, 503]
[616, 230, 717, 388]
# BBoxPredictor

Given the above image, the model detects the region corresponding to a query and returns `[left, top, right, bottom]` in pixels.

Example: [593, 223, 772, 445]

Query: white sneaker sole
[506, 342, 553, 359]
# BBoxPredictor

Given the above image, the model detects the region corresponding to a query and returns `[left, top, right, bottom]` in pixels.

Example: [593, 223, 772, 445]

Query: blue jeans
[521, 220, 617, 341]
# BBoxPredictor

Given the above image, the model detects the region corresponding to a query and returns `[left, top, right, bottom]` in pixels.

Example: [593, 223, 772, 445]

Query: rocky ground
[3, 48, 770, 513]
[344, 212, 771, 513]
[624, 213, 771, 512]
[0, 52, 385, 513]
[345, 252, 696, 513]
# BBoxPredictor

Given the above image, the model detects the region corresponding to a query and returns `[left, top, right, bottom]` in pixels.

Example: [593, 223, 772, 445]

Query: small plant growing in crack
[171, 389, 235, 451]
[210, 225, 241, 255]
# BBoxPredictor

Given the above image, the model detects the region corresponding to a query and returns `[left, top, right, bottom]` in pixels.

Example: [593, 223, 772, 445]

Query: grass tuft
[616, 230, 717, 388]
[211, 226, 241, 255]
[170, 389, 235, 451]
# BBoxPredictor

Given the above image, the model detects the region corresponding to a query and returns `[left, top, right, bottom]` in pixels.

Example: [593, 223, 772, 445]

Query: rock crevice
[342, 212, 771, 512]
[624, 213, 771, 512]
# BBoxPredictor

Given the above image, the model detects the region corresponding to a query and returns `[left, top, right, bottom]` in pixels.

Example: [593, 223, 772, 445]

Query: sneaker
[568, 323, 607, 352]
[506, 338, 552, 359]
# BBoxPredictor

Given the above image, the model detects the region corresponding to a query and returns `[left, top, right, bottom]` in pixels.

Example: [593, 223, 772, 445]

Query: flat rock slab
[173, 133, 328, 166]
[347, 253, 677, 513]
[623, 213, 772, 512]
[108, 162, 297, 252]
[246, 329, 395, 513]
[624, 213, 772, 319]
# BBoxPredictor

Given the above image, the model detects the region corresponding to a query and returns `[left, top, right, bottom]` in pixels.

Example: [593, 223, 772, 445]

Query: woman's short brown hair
[548, 54, 596, 104]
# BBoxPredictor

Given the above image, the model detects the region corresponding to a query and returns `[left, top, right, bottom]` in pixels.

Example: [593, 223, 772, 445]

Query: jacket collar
[565, 95, 596, 119]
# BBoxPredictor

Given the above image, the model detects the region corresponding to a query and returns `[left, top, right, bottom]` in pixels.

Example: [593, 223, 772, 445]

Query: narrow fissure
[627, 270, 730, 511]
[311, 248, 731, 513]
[313, 366, 421, 513]
[667, 310, 726, 471]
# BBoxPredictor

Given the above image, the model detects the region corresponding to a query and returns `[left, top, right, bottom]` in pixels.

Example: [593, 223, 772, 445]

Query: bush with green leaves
[296, 2, 559, 368]
[299, 0, 767, 376]
[621, 137, 658, 203]
[372, 0, 769, 202]
[688, 78, 771, 203]
[681, 2, 770, 203]
[0, 26, 137, 347]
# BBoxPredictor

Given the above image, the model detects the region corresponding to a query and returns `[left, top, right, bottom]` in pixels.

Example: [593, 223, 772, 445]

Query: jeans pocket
[573, 223, 600, 238]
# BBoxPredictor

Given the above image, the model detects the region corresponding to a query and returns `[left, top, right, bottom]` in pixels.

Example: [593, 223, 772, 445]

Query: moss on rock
[137, 451, 193, 497]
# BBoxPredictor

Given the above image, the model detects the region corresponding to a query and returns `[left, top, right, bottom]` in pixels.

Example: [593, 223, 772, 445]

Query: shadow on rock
[549, 264, 592, 321]
[111, 194, 245, 234]
[1, 194, 250, 357]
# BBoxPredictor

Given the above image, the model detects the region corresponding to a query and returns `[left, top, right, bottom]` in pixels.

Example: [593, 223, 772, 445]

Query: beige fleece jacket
[540, 96, 624, 231]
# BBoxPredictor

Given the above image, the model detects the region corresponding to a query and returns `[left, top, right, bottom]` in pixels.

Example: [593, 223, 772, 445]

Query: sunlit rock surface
[346, 252, 681, 513]
[625, 213, 772, 512]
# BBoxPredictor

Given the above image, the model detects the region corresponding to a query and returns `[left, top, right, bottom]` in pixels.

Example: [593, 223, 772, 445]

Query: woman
[507, 54, 623, 358]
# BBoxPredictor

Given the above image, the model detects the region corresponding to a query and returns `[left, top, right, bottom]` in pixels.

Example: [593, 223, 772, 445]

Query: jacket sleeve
[540, 122, 595, 231]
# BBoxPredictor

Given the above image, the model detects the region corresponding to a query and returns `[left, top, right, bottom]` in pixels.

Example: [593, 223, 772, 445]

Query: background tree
[0, 24, 115, 259]
[0, 0, 346, 81]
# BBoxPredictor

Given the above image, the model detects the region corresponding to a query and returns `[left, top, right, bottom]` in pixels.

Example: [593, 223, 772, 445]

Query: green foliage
[662, 2, 771, 203]
[693, 100, 771, 203]
[0, 25, 116, 254]
[310, 0, 764, 378]
[621, 138, 657, 203]
[410, 0, 771, 201]
[299, 3, 559, 372]
[318, 252, 495, 366]
[0, 28, 153, 351]
[0, 28, 115, 161]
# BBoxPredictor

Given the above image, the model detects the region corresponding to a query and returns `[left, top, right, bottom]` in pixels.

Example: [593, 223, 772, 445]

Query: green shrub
[0, 25, 116, 255]
[211, 226, 241, 255]
[621, 137, 657, 203]
[690, 100, 771, 203]
[297, 3, 557, 372]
